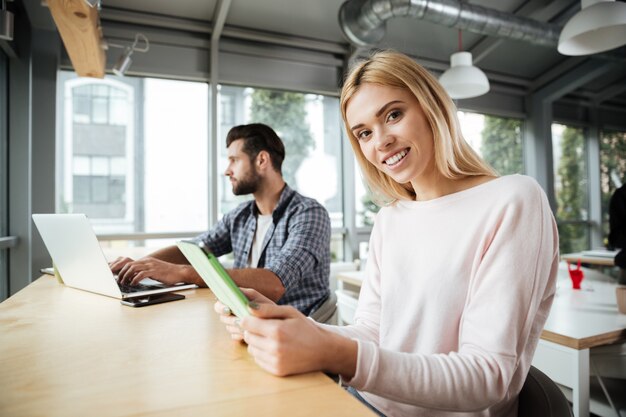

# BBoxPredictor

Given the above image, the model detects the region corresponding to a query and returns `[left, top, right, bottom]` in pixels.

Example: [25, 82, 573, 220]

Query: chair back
[309, 291, 337, 324]
[518, 366, 573, 417]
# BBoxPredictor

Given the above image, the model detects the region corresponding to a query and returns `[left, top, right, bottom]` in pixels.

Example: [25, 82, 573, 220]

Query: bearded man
[111, 123, 331, 316]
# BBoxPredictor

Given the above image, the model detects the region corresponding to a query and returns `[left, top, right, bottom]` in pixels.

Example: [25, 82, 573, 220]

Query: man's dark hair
[226, 123, 286, 173]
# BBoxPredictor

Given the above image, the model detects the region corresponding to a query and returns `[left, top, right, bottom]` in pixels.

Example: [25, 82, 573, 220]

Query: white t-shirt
[249, 214, 273, 267]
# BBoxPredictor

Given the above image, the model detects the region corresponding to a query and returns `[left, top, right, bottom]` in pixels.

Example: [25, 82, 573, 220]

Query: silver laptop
[32, 213, 197, 299]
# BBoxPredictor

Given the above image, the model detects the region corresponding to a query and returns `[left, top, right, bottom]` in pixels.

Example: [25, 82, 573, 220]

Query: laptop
[32, 213, 197, 299]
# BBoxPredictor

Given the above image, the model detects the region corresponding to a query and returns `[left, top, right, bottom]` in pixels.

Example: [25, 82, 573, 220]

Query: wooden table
[336, 271, 626, 417]
[0, 276, 374, 417]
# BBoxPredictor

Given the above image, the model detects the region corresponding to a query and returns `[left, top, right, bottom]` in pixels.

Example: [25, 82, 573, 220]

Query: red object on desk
[567, 260, 584, 290]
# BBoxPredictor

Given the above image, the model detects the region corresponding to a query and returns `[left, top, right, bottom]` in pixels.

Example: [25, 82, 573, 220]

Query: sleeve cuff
[343, 339, 379, 390]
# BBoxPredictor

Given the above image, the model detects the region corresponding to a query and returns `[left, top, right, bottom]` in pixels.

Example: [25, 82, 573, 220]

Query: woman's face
[345, 83, 436, 186]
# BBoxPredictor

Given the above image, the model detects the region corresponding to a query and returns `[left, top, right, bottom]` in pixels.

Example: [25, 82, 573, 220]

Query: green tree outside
[249, 89, 314, 188]
[480, 116, 523, 175]
[361, 192, 379, 226]
[600, 130, 626, 240]
[555, 126, 588, 254]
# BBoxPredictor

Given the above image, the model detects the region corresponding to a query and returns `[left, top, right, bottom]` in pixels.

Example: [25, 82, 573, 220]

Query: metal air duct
[339, 0, 562, 48]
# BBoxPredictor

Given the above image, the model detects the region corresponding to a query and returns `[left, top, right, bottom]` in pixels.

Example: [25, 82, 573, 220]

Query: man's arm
[228, 268, 285, 302]
[146, 245, 190, 264]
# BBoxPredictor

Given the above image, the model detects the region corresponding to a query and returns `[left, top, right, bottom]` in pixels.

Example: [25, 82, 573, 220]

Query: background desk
[0, 276, 374, 417]
[336, 271, 626, 417]
[532, 279, 626, 417]
[561, 252, 616, 267]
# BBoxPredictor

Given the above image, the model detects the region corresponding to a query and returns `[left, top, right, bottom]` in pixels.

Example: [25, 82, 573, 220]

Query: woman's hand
[215, 288, 358, 378]
[245, 297, 358, 377]
[214, 288, 275, 342]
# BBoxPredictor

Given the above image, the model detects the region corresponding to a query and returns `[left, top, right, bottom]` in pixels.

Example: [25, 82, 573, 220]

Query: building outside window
[57, 72, 209, 243]
[67, 81, 132, 223]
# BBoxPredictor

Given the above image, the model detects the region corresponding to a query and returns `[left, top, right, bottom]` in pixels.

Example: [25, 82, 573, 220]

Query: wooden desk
[336, 271, 626, 417]
[0, 276, 374, 417]
[561, 252, 616, 267]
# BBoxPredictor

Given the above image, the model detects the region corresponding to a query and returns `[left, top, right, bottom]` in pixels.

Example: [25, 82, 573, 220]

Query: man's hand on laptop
[110, 257, 199, 287]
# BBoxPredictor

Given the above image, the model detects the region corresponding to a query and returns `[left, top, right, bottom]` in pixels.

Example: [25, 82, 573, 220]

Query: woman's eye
[357, 130, 371, 140]
[387, 110, 401, 122]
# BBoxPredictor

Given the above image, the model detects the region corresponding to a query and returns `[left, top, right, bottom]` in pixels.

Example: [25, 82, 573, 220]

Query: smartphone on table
[120, 292, 185, 307]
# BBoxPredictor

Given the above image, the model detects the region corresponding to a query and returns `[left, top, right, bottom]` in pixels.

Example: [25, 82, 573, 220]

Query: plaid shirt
[195, 185, 331, 315]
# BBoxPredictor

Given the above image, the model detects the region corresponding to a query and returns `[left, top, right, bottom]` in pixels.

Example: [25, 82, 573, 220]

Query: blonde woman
[215, 50, 559, 417]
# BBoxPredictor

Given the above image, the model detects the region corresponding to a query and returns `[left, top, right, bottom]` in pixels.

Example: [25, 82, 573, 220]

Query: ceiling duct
[339, 0, 562, 48]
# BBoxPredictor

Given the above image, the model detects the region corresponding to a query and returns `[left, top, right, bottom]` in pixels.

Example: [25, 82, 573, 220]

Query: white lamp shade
[558, 0, 626, 55]
[439, 52, 490, 99]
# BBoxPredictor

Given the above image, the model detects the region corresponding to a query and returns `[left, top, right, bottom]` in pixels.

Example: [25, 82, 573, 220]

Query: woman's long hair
[340, 50, 497, 203]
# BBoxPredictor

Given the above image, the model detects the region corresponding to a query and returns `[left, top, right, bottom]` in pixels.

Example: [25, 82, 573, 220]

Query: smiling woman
[214, 50, 560, 417]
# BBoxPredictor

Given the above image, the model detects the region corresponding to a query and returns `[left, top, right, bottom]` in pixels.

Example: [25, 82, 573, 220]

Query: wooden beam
[46, 0, 105, 78]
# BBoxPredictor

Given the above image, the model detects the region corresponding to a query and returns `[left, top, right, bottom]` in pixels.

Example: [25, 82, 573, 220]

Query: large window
[217, 85, 344, 260]
[552, 124, 589, 253]
[600, 129, 626, 242]
[57, 72, 209, 238]
[459, 112, 524, 175]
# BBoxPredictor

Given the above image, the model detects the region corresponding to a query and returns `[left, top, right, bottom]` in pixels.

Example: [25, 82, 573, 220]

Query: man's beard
[232, 169, 261, 195]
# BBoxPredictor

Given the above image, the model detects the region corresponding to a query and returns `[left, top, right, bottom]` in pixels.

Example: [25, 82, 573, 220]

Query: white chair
[335, 289, 359, 325]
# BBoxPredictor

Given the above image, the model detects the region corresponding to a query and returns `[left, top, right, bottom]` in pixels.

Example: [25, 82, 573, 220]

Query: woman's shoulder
[488, 175, 548, 210]
[493, 174, 542, 192]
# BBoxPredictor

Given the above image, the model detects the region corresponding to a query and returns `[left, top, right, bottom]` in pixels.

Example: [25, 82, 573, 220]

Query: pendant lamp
[439, 30, 490, 99]
[558, 0, 626, 55]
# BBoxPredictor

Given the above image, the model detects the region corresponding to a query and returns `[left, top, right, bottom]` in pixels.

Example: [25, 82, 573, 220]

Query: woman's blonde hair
[340, 50, 497, 203]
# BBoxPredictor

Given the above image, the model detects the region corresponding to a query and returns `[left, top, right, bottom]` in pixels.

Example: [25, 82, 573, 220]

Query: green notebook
[177, 240, 250, 318]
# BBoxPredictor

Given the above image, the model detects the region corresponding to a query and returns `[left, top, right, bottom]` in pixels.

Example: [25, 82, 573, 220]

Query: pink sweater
[330, 175, 559, 417]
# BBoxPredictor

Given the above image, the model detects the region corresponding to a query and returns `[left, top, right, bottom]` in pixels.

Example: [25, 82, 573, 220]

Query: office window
[354, 162, 377, 228]
[552, 124, 589, 253]
[217, 85, 344, 260]
[458, 111, 524, 175]
[57, 72, 208, 236]
[600, 129, 626, 241]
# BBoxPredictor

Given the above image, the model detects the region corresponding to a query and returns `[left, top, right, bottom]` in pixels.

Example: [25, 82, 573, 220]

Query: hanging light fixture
[106, 33, 150, 76]
[439, 30, 490, 100]
[0, 0, 13, 41]
[558, 0, 626, 56]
